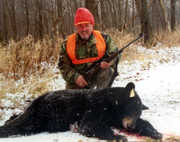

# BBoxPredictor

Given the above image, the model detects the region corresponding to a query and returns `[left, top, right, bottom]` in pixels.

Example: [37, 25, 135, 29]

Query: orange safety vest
[66, 30, 106, 64]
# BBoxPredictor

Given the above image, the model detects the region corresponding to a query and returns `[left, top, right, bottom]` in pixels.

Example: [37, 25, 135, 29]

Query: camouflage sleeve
[103, 34, 121, 65]
[58, 41, 80, 84]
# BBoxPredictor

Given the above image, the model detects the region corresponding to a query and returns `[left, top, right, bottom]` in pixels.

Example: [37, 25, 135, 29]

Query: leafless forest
[0, 0, 179, 43]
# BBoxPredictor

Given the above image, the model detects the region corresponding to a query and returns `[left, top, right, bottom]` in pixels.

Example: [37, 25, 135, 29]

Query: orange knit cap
[74, 8, 95, 26]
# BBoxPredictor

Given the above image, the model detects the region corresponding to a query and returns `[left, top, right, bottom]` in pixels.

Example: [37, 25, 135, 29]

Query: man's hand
[100, 61, 111, 69]
[75, 75, 88, 88]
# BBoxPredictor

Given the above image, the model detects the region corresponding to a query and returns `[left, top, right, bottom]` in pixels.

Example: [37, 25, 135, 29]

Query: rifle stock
[85, 33, 143, 82]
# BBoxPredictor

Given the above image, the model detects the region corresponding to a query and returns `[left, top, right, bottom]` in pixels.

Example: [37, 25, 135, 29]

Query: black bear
[0, 82, 162, 141]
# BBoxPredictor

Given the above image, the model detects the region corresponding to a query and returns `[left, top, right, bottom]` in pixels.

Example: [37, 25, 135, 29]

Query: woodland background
[0, 0, 179, 44]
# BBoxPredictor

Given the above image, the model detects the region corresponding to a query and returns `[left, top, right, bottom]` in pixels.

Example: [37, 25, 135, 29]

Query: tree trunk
[135, 0, 154, 47]
[0, 0, 3, 41]
[124, 0, 129, 30]
[118, 0, 124, 31]
[56, 0, 65, 38]
[37, 0, 43, 39]
[24, 0, 30, 35]
[131, 0, 135, 29]
[5, 0, 17, 40]
[2, 0, 8, 41]
[152, 0, 158, 33]
[171, 0, 176, 31]
[158, 0, 170, 31]
[100, 0, 113, 29]
[86, 0, 102, 30]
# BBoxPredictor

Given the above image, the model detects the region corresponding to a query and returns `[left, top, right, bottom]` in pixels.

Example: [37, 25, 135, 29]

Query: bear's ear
[126, 82, 135, 91]
[129, 89, 135, 98]
[142, 104, 149, 110]
[126, 82, 136, 98]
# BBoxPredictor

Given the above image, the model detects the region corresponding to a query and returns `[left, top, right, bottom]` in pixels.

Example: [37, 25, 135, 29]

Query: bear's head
[116, 82, 148, 130]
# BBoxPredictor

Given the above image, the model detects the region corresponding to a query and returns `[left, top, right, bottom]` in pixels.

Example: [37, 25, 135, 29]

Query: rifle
[84, 33, 143, 84]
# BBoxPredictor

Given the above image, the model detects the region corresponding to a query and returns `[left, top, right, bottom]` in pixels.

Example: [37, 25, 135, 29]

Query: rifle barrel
[118, 33, 143, 54]
[85, 33, 143, 72]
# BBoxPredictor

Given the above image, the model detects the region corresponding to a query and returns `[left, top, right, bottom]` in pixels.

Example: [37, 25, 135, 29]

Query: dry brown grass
[0, 35, 62, 80]
[0, 35, 62, 100]
[154, 29, 180, 47]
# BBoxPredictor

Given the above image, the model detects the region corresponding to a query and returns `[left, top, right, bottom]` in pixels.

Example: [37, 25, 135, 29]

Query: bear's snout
[122, 117, 136, 130]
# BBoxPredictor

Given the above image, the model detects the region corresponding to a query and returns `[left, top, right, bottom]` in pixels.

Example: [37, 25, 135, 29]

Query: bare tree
[0, 1, 3, 41]
[171, 0, 176, 31]
[100, 0, 113, 29]
[36, 0, 43, 39]
[117, 0, 124, 31]
[1, 0, 8, 41]
[124, 0, 129, 30]
[56, 0, 65, 38]
[86, 0, 102, 29]
[158, 0, 170, 31]
[5, 0, 17, 40]
[135, 0, 153, 47]
[151, 0, 160, 33]
[131, 0, 136, 29]
[24, 0, 30, 35]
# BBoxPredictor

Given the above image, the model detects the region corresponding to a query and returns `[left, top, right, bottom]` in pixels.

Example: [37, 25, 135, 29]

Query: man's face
[75, 23, 93, 40]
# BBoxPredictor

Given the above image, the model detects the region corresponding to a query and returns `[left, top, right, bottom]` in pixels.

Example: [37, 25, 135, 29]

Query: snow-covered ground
[0, 45, 180, 142]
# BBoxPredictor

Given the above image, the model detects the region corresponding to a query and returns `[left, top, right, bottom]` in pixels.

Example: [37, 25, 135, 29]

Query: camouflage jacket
[58, 31, 119, 85]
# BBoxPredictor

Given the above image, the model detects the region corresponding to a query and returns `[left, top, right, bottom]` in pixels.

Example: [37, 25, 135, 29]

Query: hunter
[58, 7, 120, 89]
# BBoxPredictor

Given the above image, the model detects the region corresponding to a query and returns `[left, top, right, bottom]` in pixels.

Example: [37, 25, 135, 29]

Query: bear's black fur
[0, 82, 162, 141]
